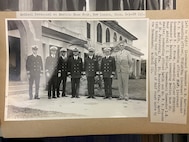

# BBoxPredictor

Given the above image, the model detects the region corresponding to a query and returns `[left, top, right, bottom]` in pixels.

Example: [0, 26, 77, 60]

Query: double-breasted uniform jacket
[100, 56, 116, 78]
[57, 56, 68, 76]
[84, 56, 99, 77]
[26, 54, 43, 75]
[68, 56, 83, 78]
[45, 56, 58, 78]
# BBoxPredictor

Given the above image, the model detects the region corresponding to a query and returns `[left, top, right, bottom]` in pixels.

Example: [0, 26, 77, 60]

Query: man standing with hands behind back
[100, 47, 116, 99]
[84, 47, 99, 99]
[57, 47, 68, 97]
[115, 41, 133, 101]
[45, 46, 58, 99]
[26, 45, 43, 100]
[68, 46, 83, 98]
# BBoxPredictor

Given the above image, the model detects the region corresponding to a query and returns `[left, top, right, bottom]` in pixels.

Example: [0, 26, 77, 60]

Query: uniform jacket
[57, 56, 68, 76]
[68, 56, 83, 78]
[100, 56, 116, 78]
[115, 50, 132, 73]
[26, 54, 43, 75]
[45, 56, 58, 77]
[84, 56, 99, 77]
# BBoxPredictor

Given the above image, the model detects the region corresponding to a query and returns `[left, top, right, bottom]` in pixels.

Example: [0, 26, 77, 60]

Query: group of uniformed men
[26, 41, 132, 101]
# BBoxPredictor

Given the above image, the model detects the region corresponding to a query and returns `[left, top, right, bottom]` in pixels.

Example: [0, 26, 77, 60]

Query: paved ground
[5, 79, 147, 120]
[6, 93, 147, 120]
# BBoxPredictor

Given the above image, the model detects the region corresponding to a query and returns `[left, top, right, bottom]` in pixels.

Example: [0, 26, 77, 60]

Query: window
[119, 36, 122, 41]
[97, 23, 102, 43]
[106, 28, 110, 42]
[113, 32, 117, 42]
[87, 23, 91, 39]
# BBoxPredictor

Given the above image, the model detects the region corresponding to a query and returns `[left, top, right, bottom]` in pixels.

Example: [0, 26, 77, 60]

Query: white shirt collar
[89, 55, 93, 59]
[105, 56, 110, 59]
[61, 55, 66, 59]
[51, 55, 55, 58]
[74, 56, 78, 60]
[33, 54, 37, 57]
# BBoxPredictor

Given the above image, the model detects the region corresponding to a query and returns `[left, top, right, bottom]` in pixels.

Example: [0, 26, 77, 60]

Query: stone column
[138, 59, 141, 78]
[20, 21, 43, 81]
[136, 60, 141, 79]
[132, 59, 136, 78]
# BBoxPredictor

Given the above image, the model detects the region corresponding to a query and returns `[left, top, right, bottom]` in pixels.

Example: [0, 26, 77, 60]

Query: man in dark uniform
[84, 47, 99, 99]
[45, 46, 58, 99]
[100, 47, 116, 99]
[68, 47, 83, 98]
[26, 45, 43, 100]
[57, 47, 68, 97]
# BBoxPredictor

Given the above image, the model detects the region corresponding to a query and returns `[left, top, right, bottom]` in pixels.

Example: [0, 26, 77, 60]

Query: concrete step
[9, 81, 28, 86]
[8, 81, 44, 95]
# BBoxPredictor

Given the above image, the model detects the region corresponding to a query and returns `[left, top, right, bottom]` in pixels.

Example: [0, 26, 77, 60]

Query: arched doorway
[8, 21, 21, 81]
[9, 36, 21, 81]
[8, 20, 27, 81]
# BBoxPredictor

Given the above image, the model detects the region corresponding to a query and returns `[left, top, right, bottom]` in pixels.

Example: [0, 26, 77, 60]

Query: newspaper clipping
[150, 20, 189, 124]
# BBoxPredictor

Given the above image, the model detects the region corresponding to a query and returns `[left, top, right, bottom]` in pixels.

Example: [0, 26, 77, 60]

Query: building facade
[8, 20, 144, 84]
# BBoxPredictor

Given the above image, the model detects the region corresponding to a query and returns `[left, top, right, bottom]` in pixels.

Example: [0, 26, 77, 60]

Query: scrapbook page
[0, 0, 189, 138]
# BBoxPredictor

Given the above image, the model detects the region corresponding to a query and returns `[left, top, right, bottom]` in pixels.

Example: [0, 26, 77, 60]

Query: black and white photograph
[91, 0, 176, 11]
[0, 0, 176, 11]
[0, 0, 87, 11]
[5, 19, 148, 120]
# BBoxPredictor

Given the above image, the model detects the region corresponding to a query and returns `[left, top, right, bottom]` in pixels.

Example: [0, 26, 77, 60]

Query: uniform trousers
[48, 75, 57, 98]
[57, 75, 67, 96]
[117, 72, 129, 100]
[87, 77, 95, 97]
[29, 73, 40, 99]
[103, 78, 112, 98]
[71, 78, 80, 97]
